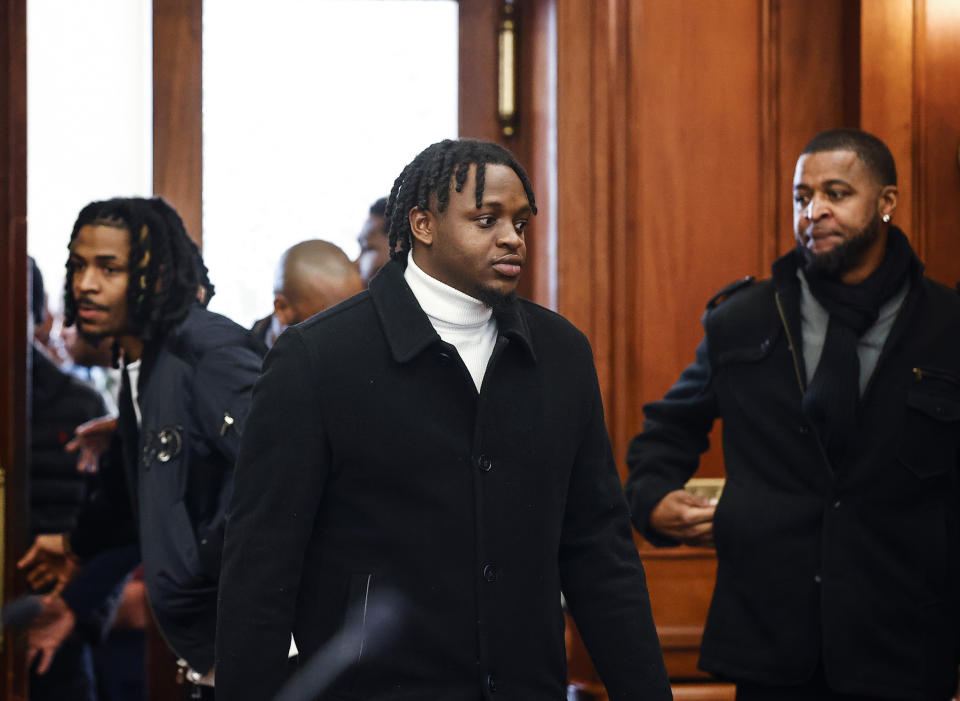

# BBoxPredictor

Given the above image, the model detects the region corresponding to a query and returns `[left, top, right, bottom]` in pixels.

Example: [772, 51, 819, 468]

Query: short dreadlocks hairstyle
[802, 128, 897, 186]
[385, 139, 537, 260]
[64, 197, 214, 346]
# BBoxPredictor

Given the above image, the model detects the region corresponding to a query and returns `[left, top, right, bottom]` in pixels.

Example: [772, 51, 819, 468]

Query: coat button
[832, 499, 841, 509]
[487, 674, 497, 692]
[814, 573, 822, 584]
[760, 338, 771, 351]
[437, 351, 452, 364]
[482, 563, 498, 582]
[799, 424, 810, 435]
[477, 454, 493, 472]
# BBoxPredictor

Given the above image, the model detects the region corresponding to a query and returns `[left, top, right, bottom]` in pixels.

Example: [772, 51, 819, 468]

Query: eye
[793, 193, 810, 207]
[476, 215, 496, 228]
[827, 189, 848, 201]
[514, 219, 528, 234]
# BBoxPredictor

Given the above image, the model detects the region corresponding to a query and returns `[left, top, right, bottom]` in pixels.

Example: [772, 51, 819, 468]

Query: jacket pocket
[898, 377, 960, 479]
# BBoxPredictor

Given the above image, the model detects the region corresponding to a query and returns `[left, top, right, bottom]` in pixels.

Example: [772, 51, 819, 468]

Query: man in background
[251, 239, 364, 350]
[626, 129, 960, 700]
[356, 196, 391, 286]
[20, 197, 263, 699]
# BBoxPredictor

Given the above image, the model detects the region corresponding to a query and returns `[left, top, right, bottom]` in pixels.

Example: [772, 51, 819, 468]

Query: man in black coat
[216, 139, 671, 701]
[20, 197, 263, 697]
[626, 129, 960, 701]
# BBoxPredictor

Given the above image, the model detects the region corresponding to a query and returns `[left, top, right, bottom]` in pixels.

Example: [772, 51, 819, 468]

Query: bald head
[273, 240, 364, 325]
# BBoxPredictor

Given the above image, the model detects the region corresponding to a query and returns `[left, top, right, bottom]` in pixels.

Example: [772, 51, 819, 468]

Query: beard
[73, 320, 113, 346]
[474, 286, 518, 311]
[799, 213, 881, 279]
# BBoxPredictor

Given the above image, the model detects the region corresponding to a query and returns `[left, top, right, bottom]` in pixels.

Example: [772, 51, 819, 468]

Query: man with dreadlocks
[20, 197, 264, 697]
[217, 139, 670, 700]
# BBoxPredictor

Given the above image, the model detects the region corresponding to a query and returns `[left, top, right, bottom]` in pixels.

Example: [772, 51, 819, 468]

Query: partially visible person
[25, 257, 107, 701]
[251, 239, 363, 349]
[356, 196, 390, 286]
[626, 128, 960, 700]
[19, 197, 264, 699]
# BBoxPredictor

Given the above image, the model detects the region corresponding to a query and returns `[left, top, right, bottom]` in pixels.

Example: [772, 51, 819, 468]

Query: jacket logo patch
[142, 425, 184, 467]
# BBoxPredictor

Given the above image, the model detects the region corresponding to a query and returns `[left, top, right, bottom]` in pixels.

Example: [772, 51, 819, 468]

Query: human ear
[409, 206, 435, 248]
[273, 294, 295, 326]
[878, 185, 898, 220]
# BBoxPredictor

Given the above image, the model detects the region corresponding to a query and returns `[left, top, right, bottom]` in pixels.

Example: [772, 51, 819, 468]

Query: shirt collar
[369, 257, 537, 364]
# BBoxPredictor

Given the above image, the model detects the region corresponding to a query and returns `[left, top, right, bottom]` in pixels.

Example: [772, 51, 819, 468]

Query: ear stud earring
[882, 214, 891, 223]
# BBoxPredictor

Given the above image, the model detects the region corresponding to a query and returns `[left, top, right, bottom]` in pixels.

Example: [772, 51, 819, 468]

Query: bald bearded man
[252, 240, 365, 349]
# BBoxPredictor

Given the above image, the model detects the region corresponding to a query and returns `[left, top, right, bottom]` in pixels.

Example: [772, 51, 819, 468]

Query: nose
[803, 193, 830, 222]
[497, 223, 523, 250]
[75, 266, 99, 293]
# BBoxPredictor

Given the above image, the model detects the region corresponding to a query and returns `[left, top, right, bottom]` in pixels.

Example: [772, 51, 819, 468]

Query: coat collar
[369, 258, 537, 364]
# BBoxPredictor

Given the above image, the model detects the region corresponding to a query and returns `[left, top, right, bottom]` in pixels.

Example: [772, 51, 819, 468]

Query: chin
[475, 286, 518, 309]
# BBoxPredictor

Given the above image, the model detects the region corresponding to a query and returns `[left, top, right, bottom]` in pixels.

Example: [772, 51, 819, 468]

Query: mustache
[75, 297, 109, 312]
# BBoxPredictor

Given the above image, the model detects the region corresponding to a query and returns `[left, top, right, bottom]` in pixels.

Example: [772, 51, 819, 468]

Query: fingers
[77, 447, 98, 473]
[36, 645, 54, 675]
[679, 505, 716, 526]
[26, 566, 56, 591]
[25, 644, 39, 672]
[16, 545, 38, 570]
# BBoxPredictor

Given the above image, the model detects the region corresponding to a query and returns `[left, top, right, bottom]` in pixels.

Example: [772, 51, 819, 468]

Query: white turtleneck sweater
[404, 254, 498, 392]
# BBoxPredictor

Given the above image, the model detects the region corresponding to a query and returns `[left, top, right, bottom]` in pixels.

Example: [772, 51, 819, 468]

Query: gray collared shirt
[798, 269, 909, 394]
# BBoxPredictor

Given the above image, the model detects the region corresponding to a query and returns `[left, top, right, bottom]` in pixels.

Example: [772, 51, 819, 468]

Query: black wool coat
[626, 251, 960, 700]
[216, 260, 670, 701]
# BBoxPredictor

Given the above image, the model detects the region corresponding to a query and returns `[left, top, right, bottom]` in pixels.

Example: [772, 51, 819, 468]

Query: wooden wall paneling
[774, 0, 860, 259]
[556, 0, 621, 434]
[630, 0, 766, 479]
[458, 0, 502, 144]
[1, 0, 28, 697]
[860, 0, 960, 287]
[915, 0, 960, 287]
[860, 0, 915, 243]
[153, 0, 203, 246]
[514, 0, 557, 309]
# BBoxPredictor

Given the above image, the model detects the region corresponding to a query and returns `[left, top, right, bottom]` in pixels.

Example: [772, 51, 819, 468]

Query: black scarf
[798, 226, 921, 466]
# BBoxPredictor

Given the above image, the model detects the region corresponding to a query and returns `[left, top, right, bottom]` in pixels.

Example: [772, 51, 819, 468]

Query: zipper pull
[913, 367, 923, 381]
[220, 412, 235, 436]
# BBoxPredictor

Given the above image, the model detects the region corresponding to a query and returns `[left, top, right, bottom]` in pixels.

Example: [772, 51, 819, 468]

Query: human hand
[648, 489, 716, 547]
[17, 534, 79, 594]
[26, 595, 76, 675]
[65, 415, 117, 473]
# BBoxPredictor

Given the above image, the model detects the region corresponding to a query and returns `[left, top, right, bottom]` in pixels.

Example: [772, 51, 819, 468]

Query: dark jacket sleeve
[559, 363, 672, 701]
[187, 341, 264, 577]
[624, 334, 719, 545]
[216, 328, 328, 700]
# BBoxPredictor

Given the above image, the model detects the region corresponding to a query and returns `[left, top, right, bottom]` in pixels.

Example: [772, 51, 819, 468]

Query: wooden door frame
[1, 0, 29, 696]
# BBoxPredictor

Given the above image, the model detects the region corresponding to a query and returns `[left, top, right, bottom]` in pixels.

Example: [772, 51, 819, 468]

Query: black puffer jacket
[30, 346, 106, 535]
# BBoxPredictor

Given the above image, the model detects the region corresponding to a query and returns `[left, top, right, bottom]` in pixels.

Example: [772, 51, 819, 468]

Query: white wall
[27, 0, 153, 311]
[203, 0, 458, 327]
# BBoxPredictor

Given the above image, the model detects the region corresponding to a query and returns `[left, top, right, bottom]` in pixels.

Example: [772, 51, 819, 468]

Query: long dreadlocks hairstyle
[385, 139, 537, 261]
[64, 197, 214, 352]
